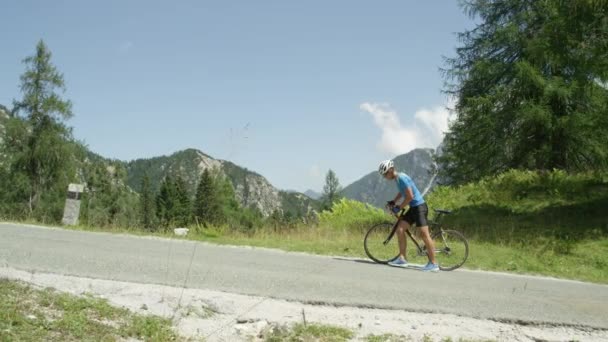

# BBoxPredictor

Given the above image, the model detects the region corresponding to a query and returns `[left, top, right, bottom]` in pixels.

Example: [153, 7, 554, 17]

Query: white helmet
[378, 160, 394, 175]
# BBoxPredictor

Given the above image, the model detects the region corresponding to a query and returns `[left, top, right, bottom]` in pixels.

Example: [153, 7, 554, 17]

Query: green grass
[264, 323, 353, 342]
[0, 279, 181, 342]
[364, 333, 496, 342]
[426, 170, 608, 244]
[366, 333, 412, 341]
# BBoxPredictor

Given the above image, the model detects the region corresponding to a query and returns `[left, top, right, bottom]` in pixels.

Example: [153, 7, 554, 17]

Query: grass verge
[0, 278, 180, 342]
[264, 323, 353, 342]
[365, 334, 496, 342]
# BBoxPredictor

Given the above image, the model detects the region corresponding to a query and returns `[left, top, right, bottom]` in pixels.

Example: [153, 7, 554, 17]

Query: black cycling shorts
[401, 203, 429, 227]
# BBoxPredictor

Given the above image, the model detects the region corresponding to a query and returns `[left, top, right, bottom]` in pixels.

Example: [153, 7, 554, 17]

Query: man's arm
[393, 192, 402, 203]
[398, 187, 414, 210]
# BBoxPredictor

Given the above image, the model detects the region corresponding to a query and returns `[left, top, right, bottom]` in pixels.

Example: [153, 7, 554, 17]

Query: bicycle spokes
[364, 222, 399, 264]
[436, 232, 452, 255]
[432, 229, 469, 271]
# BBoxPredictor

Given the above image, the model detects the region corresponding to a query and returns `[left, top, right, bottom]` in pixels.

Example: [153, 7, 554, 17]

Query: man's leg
[396, 220, 410, 260]
[419, 226, 436, 264]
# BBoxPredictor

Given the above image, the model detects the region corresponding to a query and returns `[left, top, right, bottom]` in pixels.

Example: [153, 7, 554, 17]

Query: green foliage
[155, 175, 173, 227]
[265, 323, 354, 342]
[265, 206, 310, 231]
[79, 157, 140, 228]
[441, 0, 608, 183]
[211, 170, 241, 224]
[279, 191, 319, 221]
[426, 169, 608, 244]
[172, 176, 192, 226]
[318, 198, 387, 231]
[139, 172, 155, 229]
[13, 40, 73, 122]
[193, 168, 219, 226]
[15, 40, 76, 215]
[366, 333, 412, 342]
[233, 207, 264, 232]
[0, 279, 180, 341]
[193, 167, 257, 230]
[0, 40, 79, 222]
[154, 175, 191, 228]
[321, 169, 342, 210]
[0, 117, 33, 218]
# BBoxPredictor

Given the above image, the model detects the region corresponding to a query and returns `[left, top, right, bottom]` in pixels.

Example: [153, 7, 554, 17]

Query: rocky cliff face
[125, 149, 314, 217]
[232, 170, 281, 216]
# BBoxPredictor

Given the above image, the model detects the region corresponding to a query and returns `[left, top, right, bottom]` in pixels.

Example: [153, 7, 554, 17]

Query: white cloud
[118, 41, 134, 53]
[360, 100, 453, 156]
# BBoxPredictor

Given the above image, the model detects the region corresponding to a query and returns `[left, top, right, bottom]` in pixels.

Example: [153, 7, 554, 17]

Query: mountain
[124, 149, 317, 217]
[341, 148, 438, 208]
[304, 189, 322, 200]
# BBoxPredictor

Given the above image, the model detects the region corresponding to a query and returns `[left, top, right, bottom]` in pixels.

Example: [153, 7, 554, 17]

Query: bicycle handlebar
[385, 203, 404, 219]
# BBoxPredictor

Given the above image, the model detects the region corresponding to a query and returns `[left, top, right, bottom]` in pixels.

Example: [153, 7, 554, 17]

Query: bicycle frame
[364, 206, 467, 270]
[382, 208, 448, 256]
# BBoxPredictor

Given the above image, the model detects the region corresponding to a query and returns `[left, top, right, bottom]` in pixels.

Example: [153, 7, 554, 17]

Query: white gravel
[1, 266, 605, 342]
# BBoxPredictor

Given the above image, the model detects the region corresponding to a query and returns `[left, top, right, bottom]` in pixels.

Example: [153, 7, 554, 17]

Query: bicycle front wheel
[364, 222, 399, 264]
[432, 229, 469, 271]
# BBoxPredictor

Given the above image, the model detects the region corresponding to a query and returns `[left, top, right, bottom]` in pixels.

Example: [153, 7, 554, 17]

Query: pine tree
[212, 171, 240, 223]
[139, 173, 154, 230]
[173, 175, 191, 227]
[156, 176, 174, 227]
[193, 169, 217, 226]
[12, 40, 77, 217]
[322, 169, 342, 211]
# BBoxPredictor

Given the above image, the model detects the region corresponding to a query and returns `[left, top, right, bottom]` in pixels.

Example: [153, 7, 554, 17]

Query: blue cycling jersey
[396, 173, 425, 207]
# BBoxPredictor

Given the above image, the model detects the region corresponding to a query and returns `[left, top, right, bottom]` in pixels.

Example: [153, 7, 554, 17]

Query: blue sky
[0, 1, 473, 192]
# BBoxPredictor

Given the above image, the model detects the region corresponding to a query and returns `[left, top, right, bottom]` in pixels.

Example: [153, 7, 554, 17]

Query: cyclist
[378, 160, 439, 272]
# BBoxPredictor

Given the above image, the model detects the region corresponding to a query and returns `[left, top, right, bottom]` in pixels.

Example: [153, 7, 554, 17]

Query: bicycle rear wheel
[364, 222, 399, 264]
[432, 229, 469, 271]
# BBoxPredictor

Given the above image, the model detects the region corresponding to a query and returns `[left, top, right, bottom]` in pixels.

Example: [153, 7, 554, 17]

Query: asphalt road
[1, 223, 607, 329]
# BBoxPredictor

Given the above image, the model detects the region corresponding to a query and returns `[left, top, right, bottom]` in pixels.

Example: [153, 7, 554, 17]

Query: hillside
[427, 170, 608, 241]
[125, 149, 317, 217]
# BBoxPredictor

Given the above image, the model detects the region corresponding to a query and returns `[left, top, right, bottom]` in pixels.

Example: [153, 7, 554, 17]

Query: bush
[318, 199, 388, 231]
[427, 169, 608, 213]
[426, 169, 608, 243]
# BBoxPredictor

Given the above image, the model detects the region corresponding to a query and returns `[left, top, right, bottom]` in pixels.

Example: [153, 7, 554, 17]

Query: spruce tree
[173, 175, 192, 226]
[139, 173, 154, 230]
[193, 169, 217, 226]
[156, 176, 174, 227]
